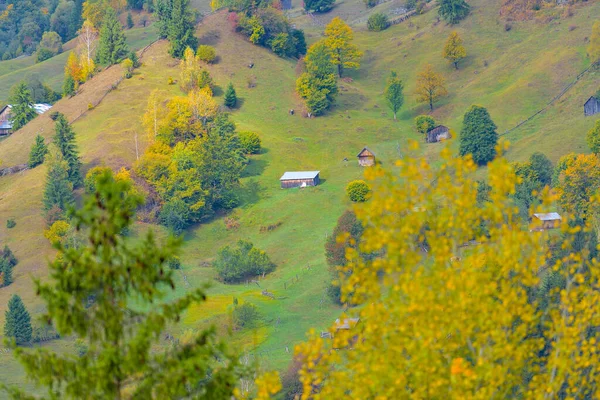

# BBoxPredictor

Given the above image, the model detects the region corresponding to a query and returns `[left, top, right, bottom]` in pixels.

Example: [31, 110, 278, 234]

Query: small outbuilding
[280, 171, 320, 188]
[585, 96, 600, 117]
[426, 125, 451, 143]
[531, 212, 561, 231]
[357, 147, 376, 166]
[0, 103, 52, 136]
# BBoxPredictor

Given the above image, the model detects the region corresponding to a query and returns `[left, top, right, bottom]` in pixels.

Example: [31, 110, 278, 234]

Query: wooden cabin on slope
[280, 171, 320, 188]
[357, 147, 376, 166]
[531, 212, 561, 231]
[584, 96, 600, 117]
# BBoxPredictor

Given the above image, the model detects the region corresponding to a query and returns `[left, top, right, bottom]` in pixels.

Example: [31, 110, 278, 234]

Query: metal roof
[280, 171, 320, 180]
[7, 103, 52, 114]
[533, 212, 561, 221]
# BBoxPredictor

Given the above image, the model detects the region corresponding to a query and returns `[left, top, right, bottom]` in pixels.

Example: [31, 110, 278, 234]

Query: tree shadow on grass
[241, 158, 269, 178]
[238, 178, 266, 208]
[198, 30, 221, 46]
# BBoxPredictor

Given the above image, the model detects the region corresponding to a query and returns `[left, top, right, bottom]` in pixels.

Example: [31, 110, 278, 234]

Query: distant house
[334, 317, 360, 331]
[426, 125, 451, 143]
[280, 171, 320, 188]
[357, 147, 376, 166]
[531, 212, 561, 231]
[0, 103, 52, 136]
[584, 96, 600, 117]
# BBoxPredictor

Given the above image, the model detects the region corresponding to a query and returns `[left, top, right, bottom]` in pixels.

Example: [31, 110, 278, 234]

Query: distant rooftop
[533, 212, 561, 221]
[280, 171, 320, 180]
[7, 103, 52, 114]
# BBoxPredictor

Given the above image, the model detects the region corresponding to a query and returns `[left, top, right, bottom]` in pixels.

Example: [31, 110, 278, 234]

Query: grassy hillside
[0, 25, 159, 103]
[0, 0, 599, 391]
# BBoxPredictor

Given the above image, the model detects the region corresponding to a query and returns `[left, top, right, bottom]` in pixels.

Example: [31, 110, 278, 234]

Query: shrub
[364, 0, 378, 7]
[159, 199, 192, 234]
[213, 240, 276, 283]
[36, 48, 56, 63]
[122, 58, 134, 79]
[168, 256, 181, 270]
[87, 103, 94, 110]
[32, 320, 60, 343]
[197, 45, 216, 63]
[415, 115, 436, 135]
[232, 302, 260, 330]
[325, 210, 364, 268]
[168, 76, 175, 85]
[367, 13, 389, 32]
[346, 180, 370, 202]
[239, 131, 261, 154]
[85, 166, 112, 194]
[6, 219, 16, 229]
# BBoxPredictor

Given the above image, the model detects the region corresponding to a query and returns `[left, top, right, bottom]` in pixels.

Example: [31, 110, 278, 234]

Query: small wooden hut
[531, 212, 561, 231]
[357, 147, 376, 166]
[585, 96, 600, 117]
[426, 125, 451, 143]
[280, 171, 320, 188]
[0, 105, 11, 136]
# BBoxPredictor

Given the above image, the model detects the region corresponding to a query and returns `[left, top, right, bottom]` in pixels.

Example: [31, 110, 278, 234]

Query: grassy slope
[1, 0, 600, 389]
[0, 25, 159, 103]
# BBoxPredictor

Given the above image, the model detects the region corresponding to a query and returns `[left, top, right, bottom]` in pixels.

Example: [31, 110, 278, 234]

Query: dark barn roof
[357, 147, 375, 157]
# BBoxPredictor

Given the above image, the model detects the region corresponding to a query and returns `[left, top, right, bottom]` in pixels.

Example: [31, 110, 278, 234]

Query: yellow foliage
[189, 88, 219, 126]
[255, 371, 282, 400]
[323, 17, 362, 77]
[297, 149, 600, 398]
[82, 0, 107, 28]
[414, 64, 448, 110]
[44, 220, 71, 245]
[588, 21, 600, 63]
[442, 31, 467, 69]
[179, 47, 203, 92]
[142, 89, 168, 141]
[80, 54, 96, 81]
[65, 51, 84, 83]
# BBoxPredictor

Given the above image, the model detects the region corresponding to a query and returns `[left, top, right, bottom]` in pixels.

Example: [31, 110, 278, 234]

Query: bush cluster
[232, 302, 261, 329]
[239, 131, 262, 154]
[213, 240, 275, 283]
[367, 13, 390, 31]
[346, 180, 370, 202]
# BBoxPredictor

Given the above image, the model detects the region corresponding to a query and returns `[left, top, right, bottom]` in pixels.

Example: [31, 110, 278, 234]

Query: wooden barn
[280, 171, 320, 188]
[426, 125, 451, 143]
[357, 147, 376, 166]
[531, 212, 561, 231]
[585, 96, 600, 117]
[0, 105, 11, 136]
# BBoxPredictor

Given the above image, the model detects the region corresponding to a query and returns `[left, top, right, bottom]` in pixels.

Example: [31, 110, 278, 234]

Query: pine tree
[438, 0, 470, 24]
[62, 73, 76, 97]
[167, 0, 198, 58]
[43, 148, 75, 214]
[442, 31, 467, 69]
[28, 134, 48, 168]
[96, 7, 128, 65]
[4, 295, 32, 345]
[9, 171, 243, 398]
[54, 113, 83, 187]
[224, 82, 237, 108]
[8, 82, 37, 131]
[459, 105, 498, 166]
[126, 12, 134, 29]
[0, 258, 13, 287]
[384, 71, 404, 120]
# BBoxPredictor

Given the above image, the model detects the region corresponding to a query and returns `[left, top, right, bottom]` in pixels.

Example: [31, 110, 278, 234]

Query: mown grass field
[0, 0, 599, 391]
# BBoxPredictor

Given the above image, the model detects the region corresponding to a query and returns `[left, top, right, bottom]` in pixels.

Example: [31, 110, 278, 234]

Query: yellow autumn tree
[82, 0, 108, 28]
[414, 63, 448, 111]
[65, 51, 84, 83]
[324, 17, 362, 78]
[179, 47, 202, 92]
[443, 31, 467, 69]
[189, 87, 219, 126]
[297, 146, 600, 398]
[80, 53, 96, 81]
[588, 21, 600, 64]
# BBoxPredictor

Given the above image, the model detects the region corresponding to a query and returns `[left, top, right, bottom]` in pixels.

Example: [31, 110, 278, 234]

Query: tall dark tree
[304, 0, 335, 13]
[54, 113, 83, 187]
[529, 152, 553, 187]
[43, 148, 75, 214]
[96, 7, 128, 65]
[166, 0, 198, 58]
[224, 82, 237, 108]
[8, 82, 37, 131]
[4, 295, 32, 345]
[459, 105, 498, 166]
[62, 73, 76, 97]
[28, 134, 49, 168]
[127, 12, 134, 29]
[8, 171, 242, 398]
[438, 0, 471, 24]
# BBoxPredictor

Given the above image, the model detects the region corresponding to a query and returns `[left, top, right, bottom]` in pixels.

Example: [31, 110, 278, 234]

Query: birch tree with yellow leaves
[297, 145, 600, 399]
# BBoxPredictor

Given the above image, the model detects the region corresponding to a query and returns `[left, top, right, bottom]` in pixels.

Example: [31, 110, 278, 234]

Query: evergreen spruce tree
[62, 73, 76, 97]
[127, 12, 134, 29]
[0, 258, 13, 287]
[459, 105, 498, 166]
[96, 8, 128, 65]
[54, 114, 83, 187]
[4, 295, 32, 345]
[167, 0, 198, 58]
[43, 148, 75, 214]
[28, 134, 48, 168]
[224, 82, 237, 108]
[8, 82, 37, 131]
